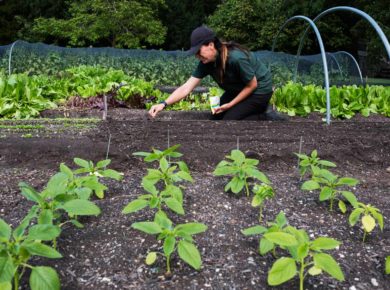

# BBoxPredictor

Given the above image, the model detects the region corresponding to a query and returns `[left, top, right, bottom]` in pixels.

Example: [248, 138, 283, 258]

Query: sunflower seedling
[349, 202, 384, 242]
[131, 212, 207, 275]
[133, 144, 183, 163]
[251, 183, 275, 222]
[214, 149, 270, 196]
[301, 168, 359, 212]
[295, 149, 336, 180]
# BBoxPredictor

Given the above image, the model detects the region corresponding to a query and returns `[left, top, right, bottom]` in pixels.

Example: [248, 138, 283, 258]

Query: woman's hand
[214, 103, 232, 114]
[149, 103, 165, 118]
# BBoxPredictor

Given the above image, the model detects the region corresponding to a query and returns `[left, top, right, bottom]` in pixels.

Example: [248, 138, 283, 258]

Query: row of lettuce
[0, 66, 389, 119]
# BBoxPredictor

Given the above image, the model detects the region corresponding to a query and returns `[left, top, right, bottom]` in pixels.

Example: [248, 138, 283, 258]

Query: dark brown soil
[0, 108, 389, 290]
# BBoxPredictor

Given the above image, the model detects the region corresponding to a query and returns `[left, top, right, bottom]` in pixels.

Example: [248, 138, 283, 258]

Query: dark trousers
[210, 91, 273, 120]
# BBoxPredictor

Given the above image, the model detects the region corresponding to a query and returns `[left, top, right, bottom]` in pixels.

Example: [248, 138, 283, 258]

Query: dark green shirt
[192, 49, 273, 95]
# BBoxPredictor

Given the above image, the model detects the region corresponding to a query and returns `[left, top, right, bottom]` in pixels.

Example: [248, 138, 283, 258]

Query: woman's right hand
[148, 103, 165, 118]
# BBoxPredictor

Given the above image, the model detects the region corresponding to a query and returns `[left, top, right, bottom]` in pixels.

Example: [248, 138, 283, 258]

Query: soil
[0, 108, 389, 290]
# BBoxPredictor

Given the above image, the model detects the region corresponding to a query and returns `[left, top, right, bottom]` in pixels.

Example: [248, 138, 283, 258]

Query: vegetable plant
[267, 226, 344, 290]
[131, 212, 207, 275]
[295, 149, 336, 179]
[214, 149, 270, 196]
[251, 183, 275, 222]
[301, 168, 359, 212]
[349, 202, 384, 242]
[133, 144, 184, 163]
[0, 208, 62, 290]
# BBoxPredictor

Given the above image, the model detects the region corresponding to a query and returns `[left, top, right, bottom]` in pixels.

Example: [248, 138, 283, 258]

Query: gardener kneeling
[148, 25, 286, 121]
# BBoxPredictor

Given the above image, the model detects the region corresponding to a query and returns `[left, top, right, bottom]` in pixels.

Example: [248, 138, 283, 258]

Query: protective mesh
[0, 40, 365, 87]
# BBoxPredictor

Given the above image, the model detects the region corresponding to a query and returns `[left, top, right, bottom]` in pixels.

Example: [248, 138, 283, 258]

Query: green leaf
[311, 237, 341, 251]
[268, 257, 297, 286]
[38, 209, 53, 225]
[22, 242, 62, 259]
[30, 266, 60, 290]
[338, 177, 359, 186]
[338, 200, 346, 213]
[308, 266, 322, 276]
[264, 232, 298, 247]
[0, 219, 11, 242]
[177, 240, 202, 270]
[318, 160, 337, 167]
[101, 169, 123, 181]
[28, 224, 61, 241]
[341, 191, 358, 208]
[176, 171, 193, 182]
[122, 199, 149, 214]
[259, 238, 274, 255]
[362, 215, 376, 233]
[241, 225, 267, 236]
[213, 165, 236, 176]
[319, 186, 333, 201]
[145, 252, 157, 265]
[59, 163, 73, 179]
[0, 282, 12, 290]
[230, 150, 246, 164]
[228, 176, 245, 194]
[96, 159, 111, 168]
[61, 199, 101, 216]
[247, 168, 270, 184]
[132, 222, 162, 234]
[386, 256, 390, 275]
[159, 157, 169, 172]
[349, 208, 364, 226]
[313, 253, 344, 281]
[74, 158, 90, 169]
[19, 183, 43, 204]
[176, 223, 207, 236]
[164, 198, 185, 215]
[301, 180, 320, 191]
[163, 236, 175, 256]
[0, 257, 15, 283]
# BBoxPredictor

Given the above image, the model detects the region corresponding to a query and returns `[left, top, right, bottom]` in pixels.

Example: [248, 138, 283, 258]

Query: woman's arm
[214, 76, 257, 114]
[149, 77, 201, 118]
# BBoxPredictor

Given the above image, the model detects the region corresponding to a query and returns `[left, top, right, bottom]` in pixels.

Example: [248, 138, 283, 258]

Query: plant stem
[14, 270, 19, 290]
[245, 179, 249, 196]
[299, 260, 305, 290]
[166, 254, 171, 275]
[363, 230, 367, 243]
[259, 204, 263, 223]
[330, 197, 334, 211]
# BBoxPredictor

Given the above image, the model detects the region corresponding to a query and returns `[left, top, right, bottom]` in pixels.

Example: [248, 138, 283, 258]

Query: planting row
[0, 146, 389, 290]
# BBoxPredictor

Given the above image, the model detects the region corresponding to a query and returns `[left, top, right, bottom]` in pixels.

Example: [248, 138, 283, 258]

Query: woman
[149, 25, 275, 120]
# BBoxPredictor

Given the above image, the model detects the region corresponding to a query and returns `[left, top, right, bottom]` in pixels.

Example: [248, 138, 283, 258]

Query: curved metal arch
[332, 51, 364, 84]
[8, 40, 19, 75]
[296, 6, 390, 79]
[271, 15, 331, 124]
[326, 52, 343, 80]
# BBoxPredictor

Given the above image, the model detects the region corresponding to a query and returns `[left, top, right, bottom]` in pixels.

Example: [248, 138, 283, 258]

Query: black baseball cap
[186, 26, 216, 55]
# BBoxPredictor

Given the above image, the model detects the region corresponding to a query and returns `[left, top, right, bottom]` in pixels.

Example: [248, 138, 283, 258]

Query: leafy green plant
[301, 168, 359, 212]
[214, 149, 270, 196]
[251, 183, 275, 222]
[242, 211, 289, 257]
[132, 212, 207, 274]
[0, 208, 62, 290]
[295, 149, 336, 179]
[349, 202, 384, 242]
[133, 144, 184, 163]
[266, 226, 344, 290]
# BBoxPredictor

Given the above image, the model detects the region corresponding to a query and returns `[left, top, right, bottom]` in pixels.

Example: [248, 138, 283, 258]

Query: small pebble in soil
[349, 286, 357, 290]
[371, 278, 378, 287]
[354, 278, 359, 281]
[386, 166, 390, 173]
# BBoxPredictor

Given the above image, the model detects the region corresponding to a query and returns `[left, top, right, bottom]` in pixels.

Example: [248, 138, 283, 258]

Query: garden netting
[0, 40, 364, 87]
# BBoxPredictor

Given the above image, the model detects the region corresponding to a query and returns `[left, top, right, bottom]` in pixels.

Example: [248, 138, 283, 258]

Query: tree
[31, 0, 167, 48]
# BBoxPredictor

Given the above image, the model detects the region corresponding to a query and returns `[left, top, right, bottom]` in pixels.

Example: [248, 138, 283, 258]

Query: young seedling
[0, 208, 62, 290]
[267, 226, 344, 290]
[349, 202, 384, 242]
[214, 149, 270, 196]
[131, 212, 207, 275]
[251, 183, 275, 222]
[301, 168, 359, 212]
[295, 149, 336, 179]
[133, 144, 183, 163]
[122, 183, 184, 216]
[242, 211, 289, 257]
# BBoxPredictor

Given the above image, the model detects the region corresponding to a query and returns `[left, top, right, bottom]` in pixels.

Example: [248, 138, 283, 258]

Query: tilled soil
[0, 109, 389, 290]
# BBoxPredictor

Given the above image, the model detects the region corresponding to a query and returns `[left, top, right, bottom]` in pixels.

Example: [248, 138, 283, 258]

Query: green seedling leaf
[242, 225, 267, 236]
[96, 159, 111, 168]
[386, 256, 390, 275]
[338, 200, 347, 213]
[0, 219, 11, 242]
[341, 191, 358, 207]
[28, 224, 61, 241]
[38, 209, 53, 225]
[313, 253, 344, 281]
[264, 232, 298, 247]
[337, 177, 359, 186]
[22, 242, 62, 259]
[259, 238, 274, 255]
[163, 236, 175, 256]
[101, 169, 123, 181]
[176, 171, 193, 182]
[301, 180, 320, 191]
[30, 266, 60, 290]
[122, 199, 149, 214]
[349, 208, 364, 226]
[268, 257, 297, 286]
[61, 199, 101, 216]
[0, 282, 12, 290]
[319, 186, 333, 201]
[362, 215, 376, 232]
[177, 240, 202, 270]
[132, 222, 162, 234]
[145, 252, 157, 265]
[308, 266, 322, 276]
[0, 256, 15, 283]
[19, 183, 43, 204]
[311, 237, 341, 250]
[164, 197, 185, 215]
[74, 158, 90, 168]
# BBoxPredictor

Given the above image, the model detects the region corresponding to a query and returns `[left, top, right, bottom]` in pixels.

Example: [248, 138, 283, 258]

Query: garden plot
[0, 109, 389, 290]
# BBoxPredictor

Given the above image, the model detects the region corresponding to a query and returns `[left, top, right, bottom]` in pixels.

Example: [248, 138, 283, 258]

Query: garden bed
[0, 108, 389, 290]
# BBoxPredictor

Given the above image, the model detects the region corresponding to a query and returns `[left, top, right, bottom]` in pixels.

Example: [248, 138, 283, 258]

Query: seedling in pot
[0, 208, 62, 290]
[131, 212, 207, 275]
[301, 168, 359, 212]
[295, 149, 336, 180]
[349, 202, 384, 242]
[122, 182, 184, 216]
[251, 183, 275, 222]
[242, 211, 289, 257]
[266, 226, 344, 290]
[214, 149, 270, 196]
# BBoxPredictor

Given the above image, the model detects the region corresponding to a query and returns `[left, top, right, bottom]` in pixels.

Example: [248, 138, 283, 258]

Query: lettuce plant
[242, 211, 289, 256]
[349, 202, 384, 242]
[132, 212, 207, 274]
[267, 226, 344, 290]
[301, 168, 359, 212]
[251, 183, 275, 222]
[214, 149, 270, 196]
[295, 150, 336, 179]
[122, 183, 184, 216]
[0, 208, 62, 290]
